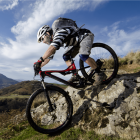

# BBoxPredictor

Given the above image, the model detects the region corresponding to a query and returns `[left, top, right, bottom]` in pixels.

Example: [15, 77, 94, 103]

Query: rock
[65, 73, 140, 140]
[117, 69, 127, 74]
[24, 73, 140, 139]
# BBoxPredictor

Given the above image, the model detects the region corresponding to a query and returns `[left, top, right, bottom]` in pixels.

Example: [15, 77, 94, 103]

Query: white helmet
[37, 25, 52, 43]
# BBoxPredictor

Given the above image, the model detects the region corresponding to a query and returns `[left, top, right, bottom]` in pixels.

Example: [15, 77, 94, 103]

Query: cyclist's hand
[33, 57, 44, 75]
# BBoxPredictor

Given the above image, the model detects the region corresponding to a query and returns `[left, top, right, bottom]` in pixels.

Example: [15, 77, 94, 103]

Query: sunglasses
[41, 35, 45, 42]
[41, 34, 50, 42]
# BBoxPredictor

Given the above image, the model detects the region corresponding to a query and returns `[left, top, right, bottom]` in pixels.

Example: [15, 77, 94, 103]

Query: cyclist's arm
[41, 45, 56, 67]
[41, 28, 71, 67]
[42, 45, 56, 60]
[41, 28, 70, 60]
[41, 59, 50, 67]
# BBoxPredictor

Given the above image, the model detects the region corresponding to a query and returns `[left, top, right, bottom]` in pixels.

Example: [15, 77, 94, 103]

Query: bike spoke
[80, 43, 118, 84]
[30, 90, 69, 130]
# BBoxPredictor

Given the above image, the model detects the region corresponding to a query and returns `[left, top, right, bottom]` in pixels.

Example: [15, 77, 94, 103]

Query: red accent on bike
[66, 63, 76, 71]
[37, 60, 42, 63]
[43, 62, 76, 76]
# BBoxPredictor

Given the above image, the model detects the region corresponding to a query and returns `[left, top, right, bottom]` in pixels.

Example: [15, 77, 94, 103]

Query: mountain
[14, 79, 25, 82]
[0, 73, 19, 89]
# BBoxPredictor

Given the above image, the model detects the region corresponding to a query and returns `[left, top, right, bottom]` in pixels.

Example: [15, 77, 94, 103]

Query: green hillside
[0, 80, 67, 97]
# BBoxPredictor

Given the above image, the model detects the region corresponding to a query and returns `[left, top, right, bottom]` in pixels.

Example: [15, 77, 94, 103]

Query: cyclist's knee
[63, 54, 71, 61]
[79, 54, 89, 62]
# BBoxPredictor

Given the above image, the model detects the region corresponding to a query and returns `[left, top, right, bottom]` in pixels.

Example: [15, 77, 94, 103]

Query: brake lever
[33, 68, 38, 78]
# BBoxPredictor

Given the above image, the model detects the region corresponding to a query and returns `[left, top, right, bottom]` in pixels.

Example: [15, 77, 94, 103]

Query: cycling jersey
[50, 28, 92, 50]
[50, 28, 77, 50]
[49, 28, 93, 60]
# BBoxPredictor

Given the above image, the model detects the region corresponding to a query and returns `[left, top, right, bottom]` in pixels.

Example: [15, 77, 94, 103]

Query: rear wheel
[80, 43, 119, 84]
[26, 85, 73, 134]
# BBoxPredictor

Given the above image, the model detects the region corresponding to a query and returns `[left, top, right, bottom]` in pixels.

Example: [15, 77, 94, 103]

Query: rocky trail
[11, 70, 140, 140]
[64, 70, 140, 140]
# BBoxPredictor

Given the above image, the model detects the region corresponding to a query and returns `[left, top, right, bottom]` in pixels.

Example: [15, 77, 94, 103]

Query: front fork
[41, 80, 54, 112]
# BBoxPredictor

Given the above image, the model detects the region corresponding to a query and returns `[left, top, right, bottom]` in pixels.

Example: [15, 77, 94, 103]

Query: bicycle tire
[26, 85, 73, 134]
[79, 43, 119, 84]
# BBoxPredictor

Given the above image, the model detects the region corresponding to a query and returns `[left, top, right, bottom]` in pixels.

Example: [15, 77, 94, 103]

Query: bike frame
[38, 61, 93, 89]
[36, 61, 94, 112]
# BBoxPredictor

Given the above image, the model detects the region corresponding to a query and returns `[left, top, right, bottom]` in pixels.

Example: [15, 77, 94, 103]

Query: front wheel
[80, 43, 119, 84]
[26, 85, 73, 134]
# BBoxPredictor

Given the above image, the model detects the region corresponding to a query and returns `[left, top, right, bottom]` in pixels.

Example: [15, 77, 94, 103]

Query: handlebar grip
[34, 68, 41, 76]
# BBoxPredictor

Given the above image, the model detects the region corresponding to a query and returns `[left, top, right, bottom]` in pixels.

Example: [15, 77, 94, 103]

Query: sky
[0, 0, 140, 83]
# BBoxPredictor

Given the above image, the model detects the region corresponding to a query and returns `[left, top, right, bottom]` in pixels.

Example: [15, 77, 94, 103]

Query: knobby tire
[80, 43, 119, 84]
[26, 85, 73, 134]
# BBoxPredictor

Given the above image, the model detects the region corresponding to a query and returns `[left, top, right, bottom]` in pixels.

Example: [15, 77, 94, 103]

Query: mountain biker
[34, 18, 106, 86]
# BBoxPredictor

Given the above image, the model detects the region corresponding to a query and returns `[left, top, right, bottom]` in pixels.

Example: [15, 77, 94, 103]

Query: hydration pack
[52, 17, 78, 34]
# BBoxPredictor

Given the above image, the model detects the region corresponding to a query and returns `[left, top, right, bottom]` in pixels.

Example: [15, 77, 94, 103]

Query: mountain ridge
[0, 73, 19, 89]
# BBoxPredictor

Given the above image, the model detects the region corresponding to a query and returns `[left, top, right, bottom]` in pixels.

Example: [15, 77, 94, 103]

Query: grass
[0, 122, 42, 140]
[0, 108, 126, 140]
[0, 95, 30, 99]
[118, 51, 140, 66]
[50, 83, 68, 89]
[93, 50, 140, 74]
[134, 67, 140, 73]
[116, 50, 140, 73]
[0, 106, 127, 140]
[0, 120, 126, 140]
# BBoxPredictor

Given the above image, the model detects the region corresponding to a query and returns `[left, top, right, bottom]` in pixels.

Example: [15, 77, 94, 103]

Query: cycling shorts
[63, 33, 94, 58]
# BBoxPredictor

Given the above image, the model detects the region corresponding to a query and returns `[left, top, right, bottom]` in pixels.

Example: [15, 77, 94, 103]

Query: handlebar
[34, 68, 42, 77]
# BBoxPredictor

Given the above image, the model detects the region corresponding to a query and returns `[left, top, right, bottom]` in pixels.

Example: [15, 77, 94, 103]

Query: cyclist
[34, 19, 106, 86]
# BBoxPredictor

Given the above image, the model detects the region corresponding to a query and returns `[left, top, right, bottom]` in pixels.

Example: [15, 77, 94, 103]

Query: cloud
[0, 0, 19, 11]
[11, 0, 105, 39]
[0, 0, 139, 82]
[1, 0, 106, 60]
[97, 19, 140, 57]
[0, 0, 106, 80]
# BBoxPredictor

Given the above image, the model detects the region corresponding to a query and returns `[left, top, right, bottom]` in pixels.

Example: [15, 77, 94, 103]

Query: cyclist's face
[42, 32, 52, 45]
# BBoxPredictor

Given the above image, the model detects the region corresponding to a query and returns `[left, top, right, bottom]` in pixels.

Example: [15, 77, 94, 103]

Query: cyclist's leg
[79, 33, 97, 69]
[85, 57, 97, 70]
[79, 33, 106, 85]
[63, 46, 79, 67]
[63, 46, 80, 82]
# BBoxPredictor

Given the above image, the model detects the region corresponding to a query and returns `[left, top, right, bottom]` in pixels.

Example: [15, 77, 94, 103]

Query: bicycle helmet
[37, 25, 53, 43]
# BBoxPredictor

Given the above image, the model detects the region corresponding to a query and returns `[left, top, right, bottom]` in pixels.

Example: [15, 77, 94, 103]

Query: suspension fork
[41, 80, 54, 112]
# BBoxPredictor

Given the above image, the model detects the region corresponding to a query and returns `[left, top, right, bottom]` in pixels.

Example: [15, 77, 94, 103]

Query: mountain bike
[26, 43, 119, 134]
